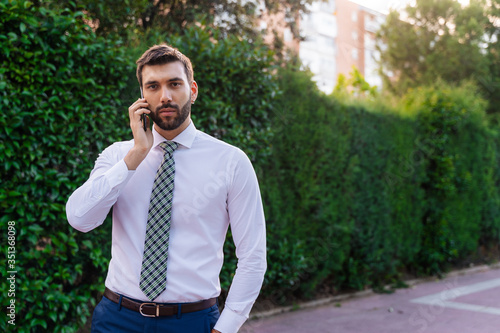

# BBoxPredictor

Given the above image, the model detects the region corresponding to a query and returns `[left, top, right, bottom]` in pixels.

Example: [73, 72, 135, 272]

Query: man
[66, 44, 267, 333]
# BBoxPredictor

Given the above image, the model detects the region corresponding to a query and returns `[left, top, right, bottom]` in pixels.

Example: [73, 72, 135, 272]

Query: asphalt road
[241, 265, 500, 333]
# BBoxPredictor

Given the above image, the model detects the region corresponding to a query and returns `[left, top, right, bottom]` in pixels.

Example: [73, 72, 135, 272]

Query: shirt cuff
[214, 307, 248, 333]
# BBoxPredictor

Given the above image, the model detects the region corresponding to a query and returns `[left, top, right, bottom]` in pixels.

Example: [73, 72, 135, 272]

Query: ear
[190, 81, 198, 104]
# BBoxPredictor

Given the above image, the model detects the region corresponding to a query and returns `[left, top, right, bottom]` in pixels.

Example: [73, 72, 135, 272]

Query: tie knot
[159, 141, 178, 156]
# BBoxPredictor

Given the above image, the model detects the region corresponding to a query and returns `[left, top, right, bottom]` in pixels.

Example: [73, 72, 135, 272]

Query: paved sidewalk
[241, 265, 500, 333]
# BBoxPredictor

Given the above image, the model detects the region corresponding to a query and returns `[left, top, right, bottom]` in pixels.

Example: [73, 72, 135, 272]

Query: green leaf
[82, 240, 93, 248]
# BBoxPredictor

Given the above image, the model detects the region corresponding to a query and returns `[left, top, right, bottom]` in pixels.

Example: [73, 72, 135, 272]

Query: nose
[160, 86, 172, 104]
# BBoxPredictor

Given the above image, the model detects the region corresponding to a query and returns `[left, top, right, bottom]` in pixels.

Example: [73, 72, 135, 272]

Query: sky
[350, 0, 470, 14]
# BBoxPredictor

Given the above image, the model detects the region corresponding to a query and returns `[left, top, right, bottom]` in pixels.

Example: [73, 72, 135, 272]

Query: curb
[248, 262, 500, 321]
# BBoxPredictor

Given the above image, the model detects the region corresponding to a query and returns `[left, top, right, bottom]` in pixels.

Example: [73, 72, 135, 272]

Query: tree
[376, 0, 499, 112]
[333, 67, 378, 99]
[55, 0, 314, 41]
[482, 0, 500, 111]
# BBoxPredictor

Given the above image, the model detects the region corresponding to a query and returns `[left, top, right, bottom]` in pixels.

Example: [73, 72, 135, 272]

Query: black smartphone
[140, 87, 147, 131]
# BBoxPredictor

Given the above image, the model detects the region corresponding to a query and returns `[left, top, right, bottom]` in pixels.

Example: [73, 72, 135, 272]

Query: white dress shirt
[66, 121, 267, 333]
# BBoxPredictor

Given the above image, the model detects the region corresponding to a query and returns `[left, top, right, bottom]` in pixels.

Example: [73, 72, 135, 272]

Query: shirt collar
[152, 121, 197, 150]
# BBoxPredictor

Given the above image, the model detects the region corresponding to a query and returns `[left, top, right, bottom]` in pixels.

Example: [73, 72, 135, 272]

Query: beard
[150, 96, 191, 131]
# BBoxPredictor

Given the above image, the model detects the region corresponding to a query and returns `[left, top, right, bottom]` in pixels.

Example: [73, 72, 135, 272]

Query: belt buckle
[139, 303, 159, 317]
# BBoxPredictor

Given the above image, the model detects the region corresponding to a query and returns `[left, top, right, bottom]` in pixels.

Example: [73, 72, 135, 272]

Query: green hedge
[409, 84, 498, 274]
[260, 69, 354, 300]
[0, 1, 131, 332]
[260, 70, 500, 302]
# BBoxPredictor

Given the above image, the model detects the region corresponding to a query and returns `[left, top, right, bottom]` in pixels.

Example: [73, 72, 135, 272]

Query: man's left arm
[213, 152, 267, 333]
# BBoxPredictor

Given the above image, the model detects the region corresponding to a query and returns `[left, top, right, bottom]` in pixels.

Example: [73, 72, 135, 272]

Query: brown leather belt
[103, 287, 217, 317]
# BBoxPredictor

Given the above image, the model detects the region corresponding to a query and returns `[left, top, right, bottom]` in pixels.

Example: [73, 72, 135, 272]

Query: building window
[352, 11, 358, 22]
[284, 28, 292, 42]
[352, 48, 359, 60]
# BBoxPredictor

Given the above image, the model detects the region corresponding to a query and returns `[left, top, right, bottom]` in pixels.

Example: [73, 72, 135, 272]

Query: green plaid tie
[140, 141, 178, 301]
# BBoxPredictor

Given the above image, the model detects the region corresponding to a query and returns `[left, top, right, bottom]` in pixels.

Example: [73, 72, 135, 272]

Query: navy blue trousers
[91, 296, 220, 333]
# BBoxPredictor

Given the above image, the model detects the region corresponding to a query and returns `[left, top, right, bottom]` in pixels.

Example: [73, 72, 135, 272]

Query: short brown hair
[136, 44, 194, 87]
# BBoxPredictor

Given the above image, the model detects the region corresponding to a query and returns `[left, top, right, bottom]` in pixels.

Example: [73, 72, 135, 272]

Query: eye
[147, 84, 158, 90]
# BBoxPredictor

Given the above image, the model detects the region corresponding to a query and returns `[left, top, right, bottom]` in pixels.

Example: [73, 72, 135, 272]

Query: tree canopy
[60, 0, 314, 41]
[376, 0, 499, 112]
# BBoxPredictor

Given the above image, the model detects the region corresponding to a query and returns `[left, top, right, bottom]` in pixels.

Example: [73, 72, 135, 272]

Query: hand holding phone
[124, 90, 153, 170]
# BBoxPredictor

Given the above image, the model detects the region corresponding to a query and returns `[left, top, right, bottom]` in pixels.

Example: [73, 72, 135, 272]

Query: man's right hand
[124, 98, 153, 170]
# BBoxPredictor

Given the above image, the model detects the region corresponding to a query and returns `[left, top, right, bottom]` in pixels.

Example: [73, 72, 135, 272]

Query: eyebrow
[144, 77, 184, 85]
